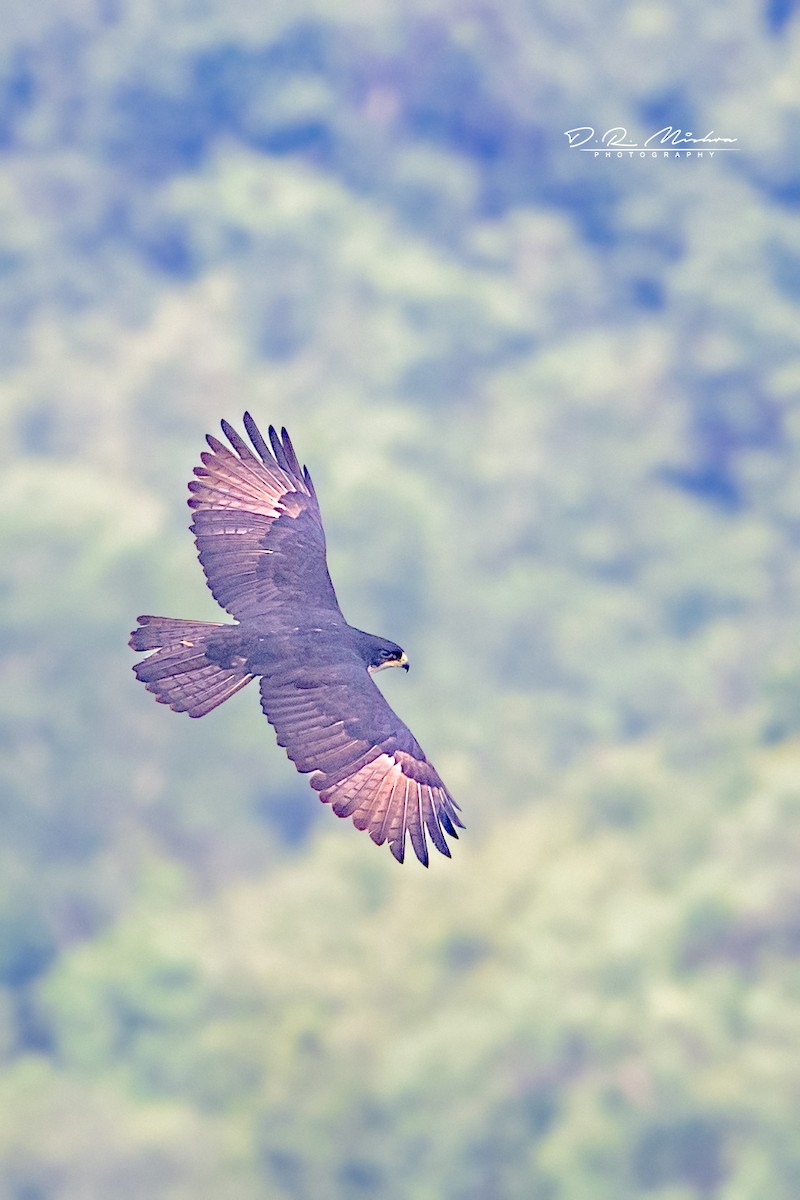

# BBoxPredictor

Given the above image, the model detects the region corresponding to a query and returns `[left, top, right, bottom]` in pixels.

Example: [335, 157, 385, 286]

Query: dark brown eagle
[129, 413, 462, 866]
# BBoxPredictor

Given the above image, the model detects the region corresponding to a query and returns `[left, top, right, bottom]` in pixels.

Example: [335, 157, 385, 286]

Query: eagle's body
[130, 414, 461, 865]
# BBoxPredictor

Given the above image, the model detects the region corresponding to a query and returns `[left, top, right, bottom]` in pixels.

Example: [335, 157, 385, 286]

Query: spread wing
[260, 665, 462, 866]
[188, 413, 342, 624]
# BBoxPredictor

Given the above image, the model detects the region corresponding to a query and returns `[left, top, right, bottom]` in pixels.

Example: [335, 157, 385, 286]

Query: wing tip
[404, 838, 430, 868]
[317, 770, 456, 867]
[242, 412, 274, 464]
[389, 839, 406, 865]
[205, 413, 310, 491]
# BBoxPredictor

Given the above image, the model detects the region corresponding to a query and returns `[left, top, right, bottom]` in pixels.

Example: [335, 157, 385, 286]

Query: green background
[2, 1, 800, 1195]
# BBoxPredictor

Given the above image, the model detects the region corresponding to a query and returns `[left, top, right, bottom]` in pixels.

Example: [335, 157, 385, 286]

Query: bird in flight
[129, 414, 462, 865]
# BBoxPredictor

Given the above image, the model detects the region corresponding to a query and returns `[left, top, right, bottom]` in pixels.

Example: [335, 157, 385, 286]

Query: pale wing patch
[314, 750, 462, 866]
[189, 440, 297, 517]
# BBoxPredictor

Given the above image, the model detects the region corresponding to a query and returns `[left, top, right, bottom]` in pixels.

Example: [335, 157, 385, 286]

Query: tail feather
[129, 616, 254, 717]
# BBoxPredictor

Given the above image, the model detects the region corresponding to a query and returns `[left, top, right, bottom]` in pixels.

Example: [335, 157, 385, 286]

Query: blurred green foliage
[1, 0, 800, 1196]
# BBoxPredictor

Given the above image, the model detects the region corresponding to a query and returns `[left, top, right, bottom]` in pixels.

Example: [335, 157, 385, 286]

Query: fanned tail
[129, 616, 254, 718]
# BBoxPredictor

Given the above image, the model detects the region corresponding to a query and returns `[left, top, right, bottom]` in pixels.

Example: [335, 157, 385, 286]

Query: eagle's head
[351, 629, 409, 674]
[370, 642, 410, 674]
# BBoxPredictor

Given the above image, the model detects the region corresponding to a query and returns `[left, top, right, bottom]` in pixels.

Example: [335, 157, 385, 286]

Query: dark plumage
[129, 414, 462, 865]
